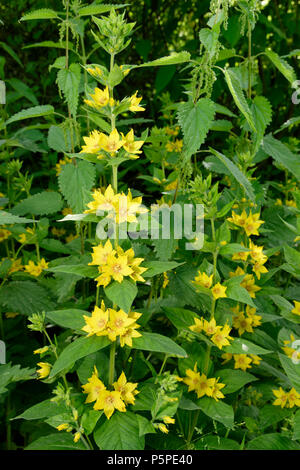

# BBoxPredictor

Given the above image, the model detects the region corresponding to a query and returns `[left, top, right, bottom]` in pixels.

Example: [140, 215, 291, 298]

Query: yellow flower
[121, 247, 148, 282]
[51, 227, 66, 238]
[99, 254, 133, 285]
[55, 157, 72, 175]
[210, 378, 226, 401]
[245, 305, 262, 327]
[193, 271, 213, 289]
[80, 130, 106, 155]
[113, 190, 148, 224]
[244, 212, 264, 237]
[166, 140, 183, 153]
[36, 362, 51, 379]
[33, 346, 49, 355]
[94, 390, 126, 419]
[202, 318, 218, 336]
[119, 311, 142, 347]
[232, 243, 249, 262]
[85, 185, 119, 215]
[86, 66, 103, 78]
[272, 387, 289, 408]
[24, 259, 48, 277]
[158, 423, 169, 433]
[229, 266, 245, 278]
[82, 366, 106, 403]
[211, 324, 233, 349]
[56, 423, 69, 431]
[8, 258, 23, 274]
[240, 274, 261, 298]
[233, 312, 254, 336]
[102, 128, 124, 155]
[18, 227, 35, 244]
[121, 129, 144, 158]
[73, 432, 81, 443]
[182, 364, 214, 398]
[227, 209, 248, 228]
[162, 272, 169, 289]
[248, 240, 267, 263]
[233, 354, 252, 371]
[0, 228, 11, 242]
[189, 317, 204, 334]
[287, 388, 300, 408]
[129, 91, 145, 112]
[113, 371, 139, 405]
[163, 416, 175, 424]
[250, 355, 261, 365]
[62, 207, 72, 216]
[89, 239, 116, 266]
[292, 301, 300, 316]
[107, 308, 136, 342]
[211, 283, 227, 300]
[221, 353, 233, 364]
[82, 303, 109, 337]
[65, 233, 78, 244]
[252, 261, 268, 280]
[286, 199, 297, 208]
[84, 86, 109, 109]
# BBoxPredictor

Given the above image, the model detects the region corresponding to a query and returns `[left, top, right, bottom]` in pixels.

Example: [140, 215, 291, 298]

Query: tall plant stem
[248, 19, 252, 100]
[108, 341, 116, 387]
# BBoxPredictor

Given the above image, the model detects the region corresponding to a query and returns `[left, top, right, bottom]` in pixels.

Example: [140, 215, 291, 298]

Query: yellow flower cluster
[0, 228, 11, 242]
[82, 302, 142, 347]
[229, 267, 261, 298]
[82, 368, 139, 419]
[232, 304, 262, 336]
[282, 334, 300, 360]
[24, 258, 48, 277]
[36, 362, 51, 379]
[189, 317, 233, 350]
[81, 128, 144, 159]
[221, 353, 261, 371]
[192, 271, 227, 300]
[227, 210, 264, 237]
[85, 184, 147, 223]
[292, 301, 300, 316]
[273, 387, 300, 408]
[165, 126, 180, 137]
[232, 240, 268, 280]
[165, 139, 183, 153]
[89, 240, 147, 287]
[177, 364, 225, 401]
[18, 227, 35, 244]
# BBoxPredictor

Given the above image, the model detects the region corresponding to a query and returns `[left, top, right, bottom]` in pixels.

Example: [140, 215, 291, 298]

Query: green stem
[108, 341, 116, 387]
[248, 19, 252, 99]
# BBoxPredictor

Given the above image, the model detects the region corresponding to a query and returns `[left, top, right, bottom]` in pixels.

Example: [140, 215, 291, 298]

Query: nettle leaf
[177, 98, 215, 156]
[0, 363, 35, 394]
[199, 27, 219, 59]
[247, 433, 300, 450]
[224, 68, 255, 131]
[209, 148, 255, 202]
[0, 210, 35, 224]
[196, 397, 234, 429]
[104, 279, 138, 313]
[46, 309, 87, 330]
[78, 4, 127, 16]
[265, 50, 296, 84]
[12, 191, 63, 216]
[25, 433, 86, 450]
[132, 332, 187, 357]
[20, 9, 59, 21]
[94, 411, 145, 450]
[137, 51, 190, 67]
[214, 369, 258, 394]
[5, 105, 54, 125]
[262, 134, 300, 181]
[56, 63, 81, 118]
[0, 281, 55, 315]
[47, 125, 73, 153]
[58, 161, 96, 213]
[251, 96, 272, 154]
[49, 336, 110, 377]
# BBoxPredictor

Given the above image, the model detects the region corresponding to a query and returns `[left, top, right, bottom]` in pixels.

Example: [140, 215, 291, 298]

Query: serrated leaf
[0, 281, 55, 315]
[137, 51, 190, 67]
[94, 411, 145, 450]
[265, 49, 296, 84]
[262, 134, 300, 181]
[47, 125, 73, 152]
[0, 210, 35, 224]
[5, 105, 54, 125]
[58, 161, 96, 213]
[78, 4, 127, 16]
[177, 98, 215, 156]
[56, 64, 81, 118]
[251, 96, 272, 154]
[209, 148, 255, 202]
[224, 68, 255, 131]
[20, 9, 59, 21]
[12, 191, 63, 216]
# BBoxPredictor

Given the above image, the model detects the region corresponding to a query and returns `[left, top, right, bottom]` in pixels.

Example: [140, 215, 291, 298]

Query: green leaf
[199, 28, 219, 59]
[143, 261, 184, 278]
[81, 409, 102, 435]
[56, 64, 81, 118]
[250, 96, 272, 154]
[94, 411, 145, 450]
[224, 68, 255, 131]
[0, 210, 35, 224]
[14, 399, 67, 420]
[0, 42, 23, 67]
[177, 98, 215, 156]
[25, 433, 86, 450]
[265, 50, 296, 84]
[293, 409, 300, 440]
[132, 332, 187, 357]
[284, 244, 300, 272]
[195, 436, 240, 450]
[0, 281, 55, 315]
[20, 9, 59, 21]
[137, 51, 190, 67]
[209, 148, 255, 202]
[224, 276, 256, 307]
[8, 78, 38, 105]
[196, 397, 234, 428]
[78, 4, 127, 16]
[49, 336, 110, 377]
[46, 264, 98, 278]
[12, 191, 63, 216]
[58, 161, 96, 213]
[47, 125, 73, 152]
[278, 352, 300, 393]
[46, 309, 87, 330]
[259, 405, 292, 430]
[247, 433, 300, 450]
[104, 279, 138, 313]
[163, 307, 198, 330]
[5, 105, 54, 125]
[262, 134, 300, 181]
[214, 369, 258, 394]
[223, 338, 271, 355]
